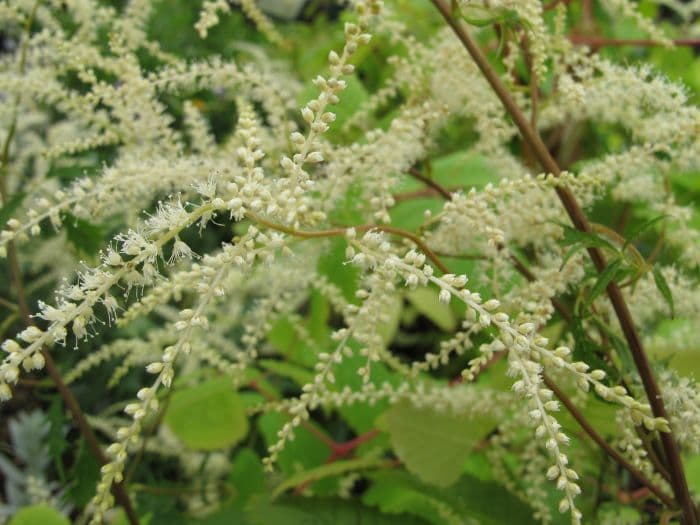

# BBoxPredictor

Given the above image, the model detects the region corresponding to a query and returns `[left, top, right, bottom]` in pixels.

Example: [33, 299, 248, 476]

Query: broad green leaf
[193, 506, 250, 525]
[653, 266, 675, 318]
[363, 479, 458, 525]
[228, 449, 267, 506]
[112, 510, 153, 525]
[9, 505, 69, 525]
[257, 412, 331, 478]
[389, 197, 442, 232]
[297, 74, 369, 137]
[273, 456, 390, 498]
[584, 258, 624, 310]
[258, 359, 314, 386]
[64, 214, 106, 259]
[316, 237, 359, 303]
[165, 379, 248, 450]
[364, 471, 540, 525]
[333, 350, 401, 434]
[246, 495, 425, 525]
[267, 316, 317, 367]
[307, 289, 331, 343]
[431, 151, 497, 190]
[406, 287, 457, 332]
[383, 399, 496, 487]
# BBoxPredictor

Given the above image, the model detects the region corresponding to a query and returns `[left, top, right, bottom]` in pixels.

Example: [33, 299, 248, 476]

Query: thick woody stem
[429, 2, 696, 522]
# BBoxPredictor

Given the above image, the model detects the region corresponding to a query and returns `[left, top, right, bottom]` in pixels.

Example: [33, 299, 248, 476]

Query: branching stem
[248, 213, 449, 273]
[429, 2, 695, 521]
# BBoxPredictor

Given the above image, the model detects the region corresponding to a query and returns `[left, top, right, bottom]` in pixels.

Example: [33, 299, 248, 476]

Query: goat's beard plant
[0, 0, 699, 523]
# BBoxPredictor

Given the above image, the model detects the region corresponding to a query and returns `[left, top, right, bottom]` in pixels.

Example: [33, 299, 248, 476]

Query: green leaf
[64, 214, 106, 258]
[246, 495, 425, 525]
[0, 192, 25, 227]
[607, 331, 637, 377]
[297, 74, 369, 139]
[112, 510, 153, 525]
[652, 266, 675, 319]
[165, 379, 248, 450]
[267, 316, 317, 367]
[307, 289, 331, 343]
[406, 287, 457, 332]
[333, 350, 401, 434]
[193, 506, 250, 525]
[228, 449, 266, 507]
[584, 258, 624, 310]
[431, 151, 497, 190]
[383, 399, 496, 487]
[258, 359, 314, 386]
[653, 266, 676, 319]
[65, 439, 100, 507]
[570, 317, 613, 378]
[273, 456, 389, 498]
[316, 237, 359, 303]
[258, 412, 331, 478]
[47, 397, 68, 481]
[364, 471, 539, 525]
[460, 6, 522, 28]
[559, 225, 618, 253]
[389, 197, 442, 232]
[363, 480, 457, 525]
[623, 214, 667, 247]
[9, 505, 70, 525]
[560, 243, 586, 270]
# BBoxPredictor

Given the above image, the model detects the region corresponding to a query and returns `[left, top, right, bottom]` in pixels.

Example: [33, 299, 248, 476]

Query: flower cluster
[0, 1, 697, 524]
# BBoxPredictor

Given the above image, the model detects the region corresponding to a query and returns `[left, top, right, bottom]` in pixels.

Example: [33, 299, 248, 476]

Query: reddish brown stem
[544, 375, 674, 508]
[407, 167, 453, 200]
[328, 429, 381, 461]
[7, 253, 139, 524]
[250, 214, 450, 273]
[293, 428, 381, 494]
[570, 35, 700, 47]
[429, 2, 695, 521]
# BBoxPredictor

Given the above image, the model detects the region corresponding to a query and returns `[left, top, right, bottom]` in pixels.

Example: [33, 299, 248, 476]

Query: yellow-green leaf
[9, 505, 69, 525]
[384, 399, 496, 487]
[165, 379, 248, 450]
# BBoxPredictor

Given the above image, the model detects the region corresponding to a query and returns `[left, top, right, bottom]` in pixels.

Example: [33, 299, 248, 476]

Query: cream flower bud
[146, 362, 163, 374]
[301, 107, 314, 123]
[306, 151, 324, 163]
[0, 383, 11, 401]
[2, 340, 21, 353]
[32, 353, 45, 370]
[328, 50, 341, 65]
[438, 289, 451, 305]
